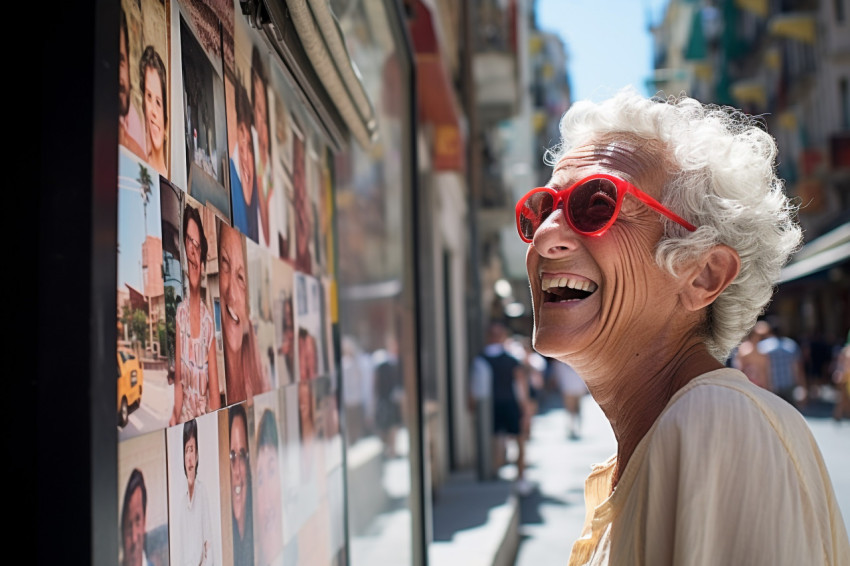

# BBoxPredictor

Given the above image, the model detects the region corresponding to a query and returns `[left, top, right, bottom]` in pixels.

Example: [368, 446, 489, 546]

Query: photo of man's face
[122, 485, 145, 566]
[184, 435, 198, 487]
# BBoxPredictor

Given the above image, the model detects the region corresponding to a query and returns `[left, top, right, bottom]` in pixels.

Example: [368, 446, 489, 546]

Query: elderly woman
[516, 88, 849, 564]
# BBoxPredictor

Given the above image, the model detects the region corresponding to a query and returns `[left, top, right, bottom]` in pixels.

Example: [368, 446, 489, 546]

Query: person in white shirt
[516, 86, 849, 565]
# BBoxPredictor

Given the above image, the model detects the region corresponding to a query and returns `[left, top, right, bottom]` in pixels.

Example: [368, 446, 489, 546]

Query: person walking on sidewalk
[515, 87, 849, 564]
[550, 359, 587, 440]
[752, 318, 807, 407]
[471, 321, 533, 495]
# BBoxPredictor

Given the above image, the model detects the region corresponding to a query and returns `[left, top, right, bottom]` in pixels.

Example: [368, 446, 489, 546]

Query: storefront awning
[409, 0, 465, 172]
[730, 78, 767, 108]
[735, 0, 768, 18]
[768, 12, 816, 44]
[779, 222, 850, 283]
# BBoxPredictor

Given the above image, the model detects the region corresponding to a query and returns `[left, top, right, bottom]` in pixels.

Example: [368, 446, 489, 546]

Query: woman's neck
[578, 342, 722, 489]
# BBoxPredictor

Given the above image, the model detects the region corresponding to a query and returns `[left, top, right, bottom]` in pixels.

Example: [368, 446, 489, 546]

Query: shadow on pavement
[431, 475, 515, 542]
[518, 487, 578, 526]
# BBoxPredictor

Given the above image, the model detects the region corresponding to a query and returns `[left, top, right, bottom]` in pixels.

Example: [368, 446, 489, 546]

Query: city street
[514, 387, 850, 565]
[118, 367, 172, 442]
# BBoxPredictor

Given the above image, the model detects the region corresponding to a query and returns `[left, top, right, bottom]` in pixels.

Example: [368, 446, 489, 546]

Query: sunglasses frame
[515, 173, 697, 243]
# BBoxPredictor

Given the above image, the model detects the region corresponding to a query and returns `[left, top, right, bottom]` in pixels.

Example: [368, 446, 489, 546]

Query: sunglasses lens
[569, 178, 618, 233]
[519, 191, 554, 240]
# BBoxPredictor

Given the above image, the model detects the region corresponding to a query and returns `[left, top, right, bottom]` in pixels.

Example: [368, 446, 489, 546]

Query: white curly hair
[544, 87, 803, 362]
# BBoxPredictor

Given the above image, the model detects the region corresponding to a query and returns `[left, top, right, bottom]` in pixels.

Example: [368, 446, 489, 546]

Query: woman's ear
[680, 244, 741, 311]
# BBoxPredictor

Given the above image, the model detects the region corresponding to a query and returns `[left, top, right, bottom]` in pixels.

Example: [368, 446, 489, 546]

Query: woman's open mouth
[540, 275, 598, 303]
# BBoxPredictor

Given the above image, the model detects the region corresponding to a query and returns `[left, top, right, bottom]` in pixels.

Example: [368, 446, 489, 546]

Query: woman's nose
[532, 208, 580, 257]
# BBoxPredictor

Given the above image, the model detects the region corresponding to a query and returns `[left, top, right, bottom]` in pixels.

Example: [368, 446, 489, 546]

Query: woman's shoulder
[662, 368, 795, 424]
[653, 368, 813, 457]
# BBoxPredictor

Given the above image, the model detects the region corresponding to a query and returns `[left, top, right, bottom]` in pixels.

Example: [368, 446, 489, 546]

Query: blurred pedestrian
[550, 359, 587, 440]
[732, 325, 771, 390]
[374, 336, 403, 458]
[753, 319, 806, 407]
[472, 321, 533, 495]
[832, 333, 850, 422]
[506, 334, 546, 442]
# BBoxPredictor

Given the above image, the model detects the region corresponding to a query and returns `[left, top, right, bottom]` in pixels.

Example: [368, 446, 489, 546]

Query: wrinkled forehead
[551, 134, 668, 189]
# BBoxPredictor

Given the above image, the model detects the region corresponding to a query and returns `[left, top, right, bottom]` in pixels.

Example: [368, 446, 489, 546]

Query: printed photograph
[176, 0, 233, 70]
[252, 390, 292, 566]
[179, 13, 231, 219]
[218, 219, 271, 404]
[246, 237, 278, 390]
[272, 256, 297, 386]
[118, 430, 169, 566]
[219, 402, 255, 566]
[118, 148, 168, 440]
[295, 272, 322, 382]
[159, 178, 185, 393]
[291, 125, 313, 274]
[120, 0, 170, 178]
[307, 144, 330, 277]
[166, 414, 224, 566]
[169, 194, 225, 427]
[269, 57, 294, 177]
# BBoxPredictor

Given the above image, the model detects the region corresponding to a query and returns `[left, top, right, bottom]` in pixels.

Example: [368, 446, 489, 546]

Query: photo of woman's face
[144, 66, 165, 153]
[185, 216, 202, 291]
[229, 415, 249, 528]
[220, 224, 248, 354]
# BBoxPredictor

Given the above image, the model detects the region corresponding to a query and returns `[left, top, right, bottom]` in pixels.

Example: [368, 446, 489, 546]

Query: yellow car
[117, 348, 144, 427]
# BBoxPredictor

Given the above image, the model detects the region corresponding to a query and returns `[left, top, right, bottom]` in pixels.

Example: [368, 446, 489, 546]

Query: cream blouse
[568, 368, 850, 566]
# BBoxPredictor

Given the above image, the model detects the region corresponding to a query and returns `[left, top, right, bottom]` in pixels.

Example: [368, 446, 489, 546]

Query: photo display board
[116, 1, 345, 564]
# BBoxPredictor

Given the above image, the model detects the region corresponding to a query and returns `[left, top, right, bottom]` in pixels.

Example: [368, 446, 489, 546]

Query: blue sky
[118, 148, 162, 292]
[535, 0, 670, 102]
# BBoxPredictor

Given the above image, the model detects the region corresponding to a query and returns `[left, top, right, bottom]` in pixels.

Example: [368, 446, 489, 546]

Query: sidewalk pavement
[514, 391, 616, 565]
[428, 389, 616, 566]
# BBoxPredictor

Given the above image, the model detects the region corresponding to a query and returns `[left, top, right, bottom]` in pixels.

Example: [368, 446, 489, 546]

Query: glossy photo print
[179, 12, 231, 219]
[271, 254, 297, 386]
[218, 218, 271, 404]
[269, 56, 294, 177]
[118, 430, 169, 566]
[166, 414, 224, 566]
[120, 0, 170, 179]
[118, 148, 166, 440]
[246, 237, 278, 390]
[306, 143, 330, 277]
[159, 178, 185, 393]
[225, 73, 260, 244]
[252, 389, 297, 566]
[295, 272, 330, 381]
[219, 402, 255, 566]
[176, 0, 234, 72]
[169, 194, 224, 427]
[291, 125, 313, 275]
[225, 0, 275, 245]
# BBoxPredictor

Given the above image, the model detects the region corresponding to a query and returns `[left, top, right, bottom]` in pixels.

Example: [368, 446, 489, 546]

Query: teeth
[227, 305, 240, 324]
[235, 485, 242, 495]
[540, 275, 598, 293]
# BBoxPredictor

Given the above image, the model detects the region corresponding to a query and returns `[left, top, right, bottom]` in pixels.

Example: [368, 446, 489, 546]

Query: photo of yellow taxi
[117, 348, 144, 427]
